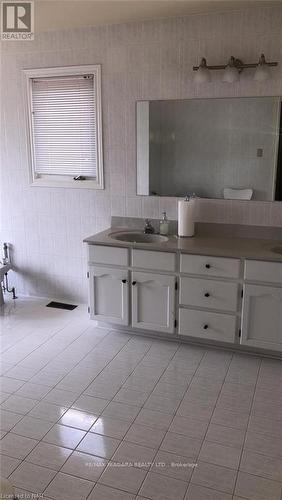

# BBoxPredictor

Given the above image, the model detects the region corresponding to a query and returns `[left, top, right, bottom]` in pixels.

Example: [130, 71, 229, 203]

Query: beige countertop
[84, 227, 282, 262]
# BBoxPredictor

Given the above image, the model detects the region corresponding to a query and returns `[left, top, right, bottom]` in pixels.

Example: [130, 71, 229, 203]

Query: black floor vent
[46, 301, 77, 310]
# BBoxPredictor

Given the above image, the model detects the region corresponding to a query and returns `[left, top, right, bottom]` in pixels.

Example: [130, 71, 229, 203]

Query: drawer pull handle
[121, 279, 127, 284]
[204, 292, 210, 297]
[203, 324, 209, 330]
[205, 264, 211, 269]
[132, 281, 137, 286]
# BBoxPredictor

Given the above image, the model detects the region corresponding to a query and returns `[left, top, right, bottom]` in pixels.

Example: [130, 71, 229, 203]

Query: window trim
[23, 65, 104, 189]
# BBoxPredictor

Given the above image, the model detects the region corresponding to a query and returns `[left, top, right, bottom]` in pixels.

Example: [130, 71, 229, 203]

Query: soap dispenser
[159, 212, 169, 236]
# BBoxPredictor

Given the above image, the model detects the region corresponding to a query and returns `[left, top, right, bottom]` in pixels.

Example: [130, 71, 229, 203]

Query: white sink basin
[271, 246, 282, 255]
[109, 231, 168, 244]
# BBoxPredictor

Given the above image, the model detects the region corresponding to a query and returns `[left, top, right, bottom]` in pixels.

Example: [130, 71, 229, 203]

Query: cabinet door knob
[132, 281, 137, 286]
[204, 292, 210, 297]
[203, 324, 209, 330]
[205, 264, 211, 269]
[121, 279, 127, 284]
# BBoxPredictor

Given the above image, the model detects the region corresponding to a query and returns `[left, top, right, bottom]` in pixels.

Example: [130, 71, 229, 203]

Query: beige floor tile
[9, 461, 56, 493]
[211, 407, 249, 431]
[169, 415, 208, 440]
[0, 393, 10, 404]
[0, 409, 23, 431]
[177, 400, 214, 422]
[61, 450, 108, 481]
[0, 433, 38, 459]
[244, 431, 282, 459]
[113, 388, 149, 407]
[45, 471, 94, 500]
[102, 402, 140, 422]
[134, 408, 173, 431]
[72, 395, 109, 414]
[152, 381, 187, 399]
[26, 441, 72, 470]
[151, 450, 195, 482]
[28, 401, 68, 422]
[1, 394, 37, 415]
[160, 431, 202, 459]
[77, 432, 120, 459]
[240, 450, 282, 482]
[0, 377, 25, 393]
[42, 423, 86, 449]
[199, 441, 241, 469]
[59, 408, 97, 431]
[185, 483, 233, 499]
[112, 440, 156, 469]
[99, 462, 146, 494]
[125, 423, 165, 449]
[43, 388, 78, 407]
[90, 415, 131, 439]
[0, 455, 21, 478]
[191, 461, 237, 494]
[205, 424, 245, 449]
[144, 394, 181, 415]
[12, 416, 53, 440]
[248, 414, 282, 439]
[235, 471, 282, 500]
[139, 471, 188, 500]
[88, 483, 135, 500]
[15, 382, 50, 400]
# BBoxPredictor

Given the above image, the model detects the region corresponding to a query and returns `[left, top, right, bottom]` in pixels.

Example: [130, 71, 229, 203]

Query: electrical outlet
[257, 148, 263, 157]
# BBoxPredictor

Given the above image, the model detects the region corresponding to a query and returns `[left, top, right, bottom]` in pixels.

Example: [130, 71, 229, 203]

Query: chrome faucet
[144, 219, 155, 234]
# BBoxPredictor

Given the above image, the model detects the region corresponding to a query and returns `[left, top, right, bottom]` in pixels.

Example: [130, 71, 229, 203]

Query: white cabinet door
[89, 266, 129, 325]
[241, 284, 282, 351]
[131, 272, 175, 334]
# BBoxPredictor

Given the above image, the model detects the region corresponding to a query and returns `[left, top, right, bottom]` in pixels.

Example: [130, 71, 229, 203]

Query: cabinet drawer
[132, 249, 176, 272]
[179, 308, 236, 343]
[180, 277, 238, 312]
[88, 245, 129, 266]
[244, 260, 282, 285]
[180, 254, 240, 279]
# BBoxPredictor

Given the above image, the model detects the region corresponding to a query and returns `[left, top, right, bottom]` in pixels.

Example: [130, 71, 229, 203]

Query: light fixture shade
[254, 54, 270, 81]
[222, 57, 240, 83]
[194, 58, 211, 84]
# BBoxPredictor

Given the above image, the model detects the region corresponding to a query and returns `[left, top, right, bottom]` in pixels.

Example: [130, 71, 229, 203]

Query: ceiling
[35, 0, 282, 32]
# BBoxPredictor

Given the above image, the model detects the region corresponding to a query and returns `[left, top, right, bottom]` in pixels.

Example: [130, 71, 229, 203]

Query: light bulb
[194, 58, 211, 84]
[222, 56, 240, 83]
[254, 53, 270, 81]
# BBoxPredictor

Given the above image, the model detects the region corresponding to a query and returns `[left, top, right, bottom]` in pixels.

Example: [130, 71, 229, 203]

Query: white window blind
[31, 74, 98, 179]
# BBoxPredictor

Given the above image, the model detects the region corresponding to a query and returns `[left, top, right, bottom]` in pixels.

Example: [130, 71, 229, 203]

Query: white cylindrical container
[178, 197, 196, 237]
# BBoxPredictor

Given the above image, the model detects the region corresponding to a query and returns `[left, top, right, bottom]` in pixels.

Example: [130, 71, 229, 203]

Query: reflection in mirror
[137, 97, 282, 201]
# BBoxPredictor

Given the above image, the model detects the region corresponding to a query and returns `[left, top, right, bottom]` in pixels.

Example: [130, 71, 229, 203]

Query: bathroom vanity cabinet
[88, 246, 176, 334]
[86, 239, 282, 354]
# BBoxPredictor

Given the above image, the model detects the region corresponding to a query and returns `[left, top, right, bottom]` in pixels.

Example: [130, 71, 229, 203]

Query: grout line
[231, 357, 263, 497]
[134, 346, 207, 498]
[177, 351, 235, 498]
[4, 302, 282, 499]
[38, 332, 158, 496]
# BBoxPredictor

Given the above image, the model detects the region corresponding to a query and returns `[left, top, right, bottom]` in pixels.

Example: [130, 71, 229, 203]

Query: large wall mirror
[136, 97, 282, 201]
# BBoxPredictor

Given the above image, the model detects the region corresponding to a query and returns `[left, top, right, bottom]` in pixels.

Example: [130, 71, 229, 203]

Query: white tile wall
[1, 6, 282, 302]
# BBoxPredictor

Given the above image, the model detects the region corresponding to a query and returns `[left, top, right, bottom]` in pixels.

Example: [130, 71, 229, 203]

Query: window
[24, 65, 104, 189]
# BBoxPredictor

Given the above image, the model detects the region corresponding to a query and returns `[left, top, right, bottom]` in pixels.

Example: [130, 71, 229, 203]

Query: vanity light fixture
[193, 53, 278, 83]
